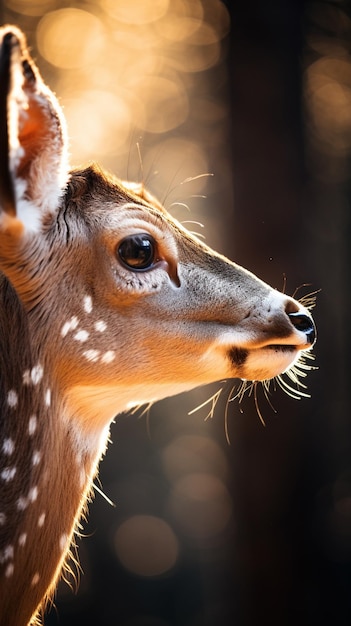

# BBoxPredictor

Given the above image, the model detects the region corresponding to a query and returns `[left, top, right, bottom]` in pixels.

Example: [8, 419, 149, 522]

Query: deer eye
[118, 233, 157, 271]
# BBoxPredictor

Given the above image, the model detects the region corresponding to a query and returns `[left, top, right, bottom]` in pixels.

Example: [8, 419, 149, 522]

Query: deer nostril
[288, 311, 316, 345]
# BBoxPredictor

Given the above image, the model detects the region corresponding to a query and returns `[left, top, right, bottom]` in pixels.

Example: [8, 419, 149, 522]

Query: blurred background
[1, 0, 351, 624]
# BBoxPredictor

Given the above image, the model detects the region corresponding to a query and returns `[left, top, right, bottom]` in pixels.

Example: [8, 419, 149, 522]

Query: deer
[0, 25, 316, 626]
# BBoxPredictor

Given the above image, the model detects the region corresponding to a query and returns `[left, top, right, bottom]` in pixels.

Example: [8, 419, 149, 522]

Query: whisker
[181, 220, 205, 228]
[180, 172, 214, 185]
[168, 201, 191, 212]
[291, 282, 313, 299]
[254, 382, 266, 426]
[138, 402, 154, 418]
[136, 141, 144, 189]
[164, 172, 214, 207]
[181, 220, 206, 239]
[126, 128, 141, 182]
[298, 289, 321, 311]
[262, 380, 277, 414]
[285, 367, 308, 386]
[143, 404, 154, 440]
[294, 359, 317, 371]
[282, 273, 287, 294]
[233, 380, 251, 404]
[275, 374, 310, 399]
[188, 387, 223, 420]
[224, 383, 238, 445]
[190, 231, 206, 239]
[162, 163, 188, 206]
[92, 482, 116, 508]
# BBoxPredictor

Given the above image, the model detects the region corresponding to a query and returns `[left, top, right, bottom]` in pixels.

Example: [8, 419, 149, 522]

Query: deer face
[8, 164, 312, 433]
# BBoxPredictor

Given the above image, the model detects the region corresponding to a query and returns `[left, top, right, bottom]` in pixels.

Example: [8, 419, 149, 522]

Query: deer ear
[0, 26, 69, 232]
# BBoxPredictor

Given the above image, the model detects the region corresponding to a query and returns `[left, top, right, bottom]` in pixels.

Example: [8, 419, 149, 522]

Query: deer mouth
[266, 344, 297, 352]
[229, 344, 297, 368]
[228, 342, 305, 381]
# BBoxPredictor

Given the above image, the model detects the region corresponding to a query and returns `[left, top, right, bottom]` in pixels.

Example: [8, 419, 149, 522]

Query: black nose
[288, 311, 316, 345]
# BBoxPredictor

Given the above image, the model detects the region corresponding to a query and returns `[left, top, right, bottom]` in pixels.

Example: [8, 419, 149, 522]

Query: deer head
[0, 26, 316, 626]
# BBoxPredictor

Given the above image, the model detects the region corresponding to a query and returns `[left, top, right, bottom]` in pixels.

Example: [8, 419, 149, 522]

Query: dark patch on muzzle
[228, 347, 248, 368]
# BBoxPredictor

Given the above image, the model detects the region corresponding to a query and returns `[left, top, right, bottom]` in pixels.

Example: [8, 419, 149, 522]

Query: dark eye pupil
[118, 234, 156, 270]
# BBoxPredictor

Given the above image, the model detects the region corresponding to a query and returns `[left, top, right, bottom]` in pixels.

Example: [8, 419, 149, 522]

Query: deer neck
[0, 278, 107, 625]
[0, 391, 106, 626]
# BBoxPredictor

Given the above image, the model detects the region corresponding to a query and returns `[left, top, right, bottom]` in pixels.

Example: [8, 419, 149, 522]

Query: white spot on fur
[61, 316, 79, 337]
[17, 497, 28, 511]
[32, 450, 41, 466]
[31, 572, 40, 586]
[0, 545, 14, 563]
[94, 320, 107, 332]
[82, 350, 100, 362]
[7, 390, 18, 408]
[83, 295, 93, 314]
[0, 513, 6, 526]
[101, 351, 115, 364]
[2, 439, 15, 456]
[45, 389, 51, 406]
[23, 365, 44, 385]
[18, 533, 27, 547]
[5, 563, 14, 578]
[28, 486, 38, 502]
[31, 364, 44, 385]
[1, 467, 16, 482]
[74, 330, 89, 342]
[28, 415, 37, 436]
[38, 513, 46, 527]
[59, 534, 68, 552]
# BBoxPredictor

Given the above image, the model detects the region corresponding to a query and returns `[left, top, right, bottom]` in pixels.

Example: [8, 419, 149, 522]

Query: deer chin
[65, 380, 204, 433]
[229, 344, 306, 382]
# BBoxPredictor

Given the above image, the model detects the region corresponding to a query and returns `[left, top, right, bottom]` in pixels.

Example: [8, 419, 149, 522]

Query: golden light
[37, 9, 105, 69]
[156, 16, 203, 42]
[63, 91, 132, 161]
[304, 2, 351, 181]
[140, 138, 209, 203]
[131, 75, 188, 134]
[305, 57, 351, 157]
[101, 0, 170, 25]
[5, 0, 56, 17]
[14, 0, 230, 182]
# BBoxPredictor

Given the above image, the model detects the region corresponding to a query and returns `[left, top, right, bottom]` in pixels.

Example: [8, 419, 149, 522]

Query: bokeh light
[37, 9, 105, 69]
[167, 471, 233, 540]
[3, 0, 231, 236]
[63, 91, 132, 157]
[101, 0, 170, 25]
[4, 0, 56, 17]
[8, 0, 230, 193]
[114, 514, 179, 577]
[304, 1, 351, 181]
[162, 435, 232, 540]
[161, 435, 229, 482]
